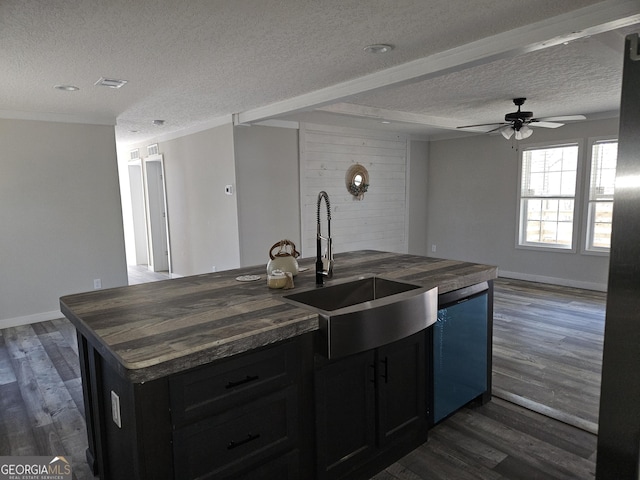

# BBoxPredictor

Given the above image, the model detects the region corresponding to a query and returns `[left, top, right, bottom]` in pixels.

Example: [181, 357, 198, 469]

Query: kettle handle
[269, 239, 300, 260]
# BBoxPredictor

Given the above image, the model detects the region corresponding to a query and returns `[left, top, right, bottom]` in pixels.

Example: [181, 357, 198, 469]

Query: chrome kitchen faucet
[316, 191, 334, 285]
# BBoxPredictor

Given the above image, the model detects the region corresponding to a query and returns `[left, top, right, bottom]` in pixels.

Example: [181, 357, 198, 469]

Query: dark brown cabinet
[314, 331, 428, 480]
[79, 333, 314, 480]
[377, 332, 426, 446]
[79, 326, 429, 480]
[169, 339, 308, 479]
[315, 350, 377, 480]
[172, 386, 299, 479]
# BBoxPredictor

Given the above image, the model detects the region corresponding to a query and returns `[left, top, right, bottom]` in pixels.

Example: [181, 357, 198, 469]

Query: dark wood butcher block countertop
[60, 250, 497, 383]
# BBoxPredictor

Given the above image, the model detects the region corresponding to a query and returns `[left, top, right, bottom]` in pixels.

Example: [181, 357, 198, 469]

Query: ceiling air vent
[94, 77, 128, 89]
[147, 144, 159, 156]
[129, 149, 140, 161]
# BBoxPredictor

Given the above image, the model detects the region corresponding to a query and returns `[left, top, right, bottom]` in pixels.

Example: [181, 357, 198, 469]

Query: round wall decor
[346, 164, 369, 200]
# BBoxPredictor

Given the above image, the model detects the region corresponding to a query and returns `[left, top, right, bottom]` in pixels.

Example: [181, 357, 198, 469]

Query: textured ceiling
[322, 26, 634, 137]
[1, 0, 638, 145]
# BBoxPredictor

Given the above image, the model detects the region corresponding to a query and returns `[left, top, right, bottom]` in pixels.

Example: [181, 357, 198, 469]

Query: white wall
[408, 140, 429, 256]
[299, 123, 409, 258]
[427, 117, 618, 290]
[123, 123, 241, 276]
[234, 125, 300, 268]
[118, 123, 422, 279]
[0, 119, 128, 327]
[116, 116, 616, 290]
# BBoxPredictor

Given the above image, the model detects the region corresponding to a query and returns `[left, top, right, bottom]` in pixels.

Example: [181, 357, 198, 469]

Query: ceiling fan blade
[486, 125, 510, 134]
[535, 115, 587, 122]
[530, 120, 564, 128]
[457, 122, 506, 129]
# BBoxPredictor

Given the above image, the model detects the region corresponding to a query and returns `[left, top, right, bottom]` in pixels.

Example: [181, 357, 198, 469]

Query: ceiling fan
[457, 98, 586, 140]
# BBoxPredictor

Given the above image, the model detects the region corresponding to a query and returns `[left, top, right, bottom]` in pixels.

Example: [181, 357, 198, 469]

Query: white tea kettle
[266, 239, 300, 276]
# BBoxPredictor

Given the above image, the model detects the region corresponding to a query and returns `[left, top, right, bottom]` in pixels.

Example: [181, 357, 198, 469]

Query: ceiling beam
[234, 0, 640, 125]
[316, 103, 466, 130]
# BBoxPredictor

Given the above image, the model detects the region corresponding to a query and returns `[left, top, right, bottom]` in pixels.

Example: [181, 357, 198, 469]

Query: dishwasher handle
[438, 281, 489, 308]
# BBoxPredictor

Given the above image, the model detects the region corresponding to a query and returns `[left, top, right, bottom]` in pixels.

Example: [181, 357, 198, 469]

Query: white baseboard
[498, 270, 607, 292]
[0, 310, 63, 330]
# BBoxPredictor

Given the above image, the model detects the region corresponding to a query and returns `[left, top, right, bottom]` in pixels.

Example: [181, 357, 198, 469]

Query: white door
[128, 162, 149, 266]
[144, 156, 171, 273]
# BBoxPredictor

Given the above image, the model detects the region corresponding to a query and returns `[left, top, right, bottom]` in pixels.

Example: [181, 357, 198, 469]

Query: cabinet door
[315, 350, 376, 480]
[376, 331, 427, 446]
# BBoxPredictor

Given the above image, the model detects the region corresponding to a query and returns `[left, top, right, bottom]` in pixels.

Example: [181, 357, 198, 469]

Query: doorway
[127, 160, 149, 266]
[144, 155, 171, 273]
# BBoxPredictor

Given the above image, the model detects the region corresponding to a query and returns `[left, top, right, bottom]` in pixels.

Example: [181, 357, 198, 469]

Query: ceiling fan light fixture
[500, 126, 514, 139]
[457, 98, 584, 139]
[515, 125, 533, 140]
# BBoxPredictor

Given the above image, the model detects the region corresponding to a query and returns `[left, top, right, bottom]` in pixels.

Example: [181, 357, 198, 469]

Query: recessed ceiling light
[152, 120, 165, 126]
[54, 85, 80, 91]
[94, 77, 128, 89]
[381, 120, 392, 124]
[363, 44, 394, 54]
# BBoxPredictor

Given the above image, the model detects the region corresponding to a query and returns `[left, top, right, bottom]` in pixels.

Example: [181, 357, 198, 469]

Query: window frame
[515, 139, 584, 253]
[582, 136, 618, 256]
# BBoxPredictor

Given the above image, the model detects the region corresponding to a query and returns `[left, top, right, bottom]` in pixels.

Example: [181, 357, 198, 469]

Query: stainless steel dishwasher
[431, 281, 492, 424]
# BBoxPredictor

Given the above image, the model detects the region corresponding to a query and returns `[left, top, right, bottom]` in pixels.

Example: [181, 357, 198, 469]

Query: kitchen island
[60, 250, 497, 480]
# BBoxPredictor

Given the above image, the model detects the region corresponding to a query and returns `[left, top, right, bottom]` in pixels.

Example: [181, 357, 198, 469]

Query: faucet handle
[323, 239, 334, 278]
[324, 259, 334, 278]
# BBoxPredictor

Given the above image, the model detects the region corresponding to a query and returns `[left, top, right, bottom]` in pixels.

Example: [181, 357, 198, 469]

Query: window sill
[582, 248, 610, 257]
[516, 243, 577, 254]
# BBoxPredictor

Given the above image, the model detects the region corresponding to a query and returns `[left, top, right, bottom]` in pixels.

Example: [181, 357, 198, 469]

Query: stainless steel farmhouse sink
[281, 276, 438, 358]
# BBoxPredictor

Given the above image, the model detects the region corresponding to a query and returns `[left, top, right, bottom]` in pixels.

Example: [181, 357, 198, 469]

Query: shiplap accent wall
[299, 123, 409, 258]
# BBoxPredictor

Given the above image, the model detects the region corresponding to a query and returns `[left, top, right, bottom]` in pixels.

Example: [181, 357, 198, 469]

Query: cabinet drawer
[173, 386, 298, 480]
[170, 340, 297, 426]
[220, 449, 300, 480]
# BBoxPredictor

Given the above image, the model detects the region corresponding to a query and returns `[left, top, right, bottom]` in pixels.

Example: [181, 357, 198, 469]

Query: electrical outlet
[212, 266, 216, 272]
[93, 278, 102, 289]
[431, 244, 437, 253]
[111, 390, 122, 428]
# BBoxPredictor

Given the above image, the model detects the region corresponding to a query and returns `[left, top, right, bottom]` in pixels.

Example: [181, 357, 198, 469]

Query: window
[518, 144, 579, 250]
[586, 140, 618, 251]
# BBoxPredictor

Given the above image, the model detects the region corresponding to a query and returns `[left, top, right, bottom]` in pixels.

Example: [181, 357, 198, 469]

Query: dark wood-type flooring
[0, 276, 605, 479]
[491, 279, 605, 435]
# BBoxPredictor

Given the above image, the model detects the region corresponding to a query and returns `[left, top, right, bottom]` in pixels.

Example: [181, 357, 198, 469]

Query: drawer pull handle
[226, 375, 259, 389]
[227, 433, 261, 450]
